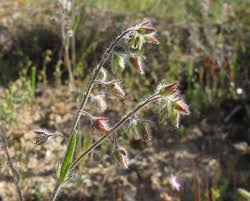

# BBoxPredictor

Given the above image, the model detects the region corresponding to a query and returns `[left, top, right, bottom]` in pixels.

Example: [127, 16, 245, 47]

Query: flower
[169, 175, 181, 192]
[173, 99, 190, 115]
[113, 147, 129, 169]
[93, 117, 110, 133]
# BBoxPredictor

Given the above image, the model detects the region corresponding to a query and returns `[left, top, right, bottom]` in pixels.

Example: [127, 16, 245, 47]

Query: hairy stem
[50, 25, 136, 201]
[0, 128, 23, 201]
[70, 94, 160, 170]
[69, 27, 135, 136]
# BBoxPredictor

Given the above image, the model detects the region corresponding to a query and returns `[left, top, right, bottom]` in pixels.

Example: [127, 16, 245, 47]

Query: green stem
[50, 182, 62, 201]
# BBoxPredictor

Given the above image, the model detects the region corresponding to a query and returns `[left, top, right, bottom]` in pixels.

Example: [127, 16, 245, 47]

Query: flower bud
[90, 94, 107, 112]
[138, 22, 157, 34]
[129, 54, 145, 75]
[145, 33, 159, 45]
[158, 82, 180, 97]
[113, 147, 129, 169]
[93, 117, 110, 133]
[108, 82, 125, 98]
[173, 99, 190, 115]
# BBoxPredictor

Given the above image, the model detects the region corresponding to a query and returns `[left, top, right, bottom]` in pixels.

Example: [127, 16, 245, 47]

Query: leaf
[59, 131, 77, 183]
[238, 188, 250, 201]
[73, 15, 80, 32]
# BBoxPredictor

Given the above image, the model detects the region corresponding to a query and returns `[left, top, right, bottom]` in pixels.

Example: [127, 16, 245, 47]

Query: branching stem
[70, 93, 160, 170]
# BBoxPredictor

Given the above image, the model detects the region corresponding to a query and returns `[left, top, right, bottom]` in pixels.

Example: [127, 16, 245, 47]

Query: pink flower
[169, 175, 181, 192]
[173, 99, 190, 115]
[93, 117, 110, 133]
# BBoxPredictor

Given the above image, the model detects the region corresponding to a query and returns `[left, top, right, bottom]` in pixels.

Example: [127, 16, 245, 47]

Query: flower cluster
[33, 22, 190, 201]
[157, 81, 190, 128]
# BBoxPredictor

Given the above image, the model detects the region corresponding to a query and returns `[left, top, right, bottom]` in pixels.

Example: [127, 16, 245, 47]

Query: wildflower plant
[33, 21, 190, 200]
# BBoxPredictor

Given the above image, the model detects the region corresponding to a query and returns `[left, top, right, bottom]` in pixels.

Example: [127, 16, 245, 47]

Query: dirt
[0, 85, 249, 201]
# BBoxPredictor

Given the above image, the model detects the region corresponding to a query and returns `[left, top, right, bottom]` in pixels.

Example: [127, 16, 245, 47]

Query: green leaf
[238, 188, 250, 201]
[59, 131, 77, 183]
[73, 15, 80, 32]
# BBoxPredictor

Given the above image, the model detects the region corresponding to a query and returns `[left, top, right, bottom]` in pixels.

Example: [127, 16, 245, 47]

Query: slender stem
[0, 128, 23, 201]
[50, 182, 62, 201]
[50, 26, 136, 201]
[70, 94, 160, 170]
[68, 28, 135, 135]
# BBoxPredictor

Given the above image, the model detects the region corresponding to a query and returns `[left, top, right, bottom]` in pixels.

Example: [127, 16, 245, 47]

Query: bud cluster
[157, 81, 190, 128]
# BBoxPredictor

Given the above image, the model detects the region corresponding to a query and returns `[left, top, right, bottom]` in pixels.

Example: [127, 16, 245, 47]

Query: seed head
[34, 128, 51, 145]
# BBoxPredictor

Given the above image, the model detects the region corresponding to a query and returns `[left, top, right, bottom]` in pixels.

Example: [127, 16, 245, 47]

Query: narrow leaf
[73, 15, 80, 32]
[59, 131, 77, 183]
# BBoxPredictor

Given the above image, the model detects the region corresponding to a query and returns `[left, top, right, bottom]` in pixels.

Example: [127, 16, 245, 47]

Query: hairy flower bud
[93, 117, 110, 133]
[158, 82, 180, 97]
[90, 94, 107, 112]
[145, 33, 159, 45]
[130, 54, 145, 75]
[113, 147, 129, 169]
[173, 99, 190, 115]
[138, 22, 157, 34]
[108, 82, 125, 98]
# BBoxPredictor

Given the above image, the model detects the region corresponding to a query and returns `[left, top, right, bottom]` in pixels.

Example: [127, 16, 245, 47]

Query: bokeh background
[0, 0, 249, 200]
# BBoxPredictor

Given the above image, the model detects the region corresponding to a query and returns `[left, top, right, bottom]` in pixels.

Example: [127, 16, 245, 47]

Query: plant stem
[0, 128, 23, 201]
[50, 182, 62, 201]
[70, 94, 160, 170]
[50, 26, 136, 201]
[68, 27, 135, 136]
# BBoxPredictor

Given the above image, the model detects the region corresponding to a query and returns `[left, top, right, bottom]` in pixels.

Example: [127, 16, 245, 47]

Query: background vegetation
[0, 0, 249, 200]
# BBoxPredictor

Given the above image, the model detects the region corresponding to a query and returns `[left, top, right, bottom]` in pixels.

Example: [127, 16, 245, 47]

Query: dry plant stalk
[0, 127, 23, 201]
[41, 21, 191, 201]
